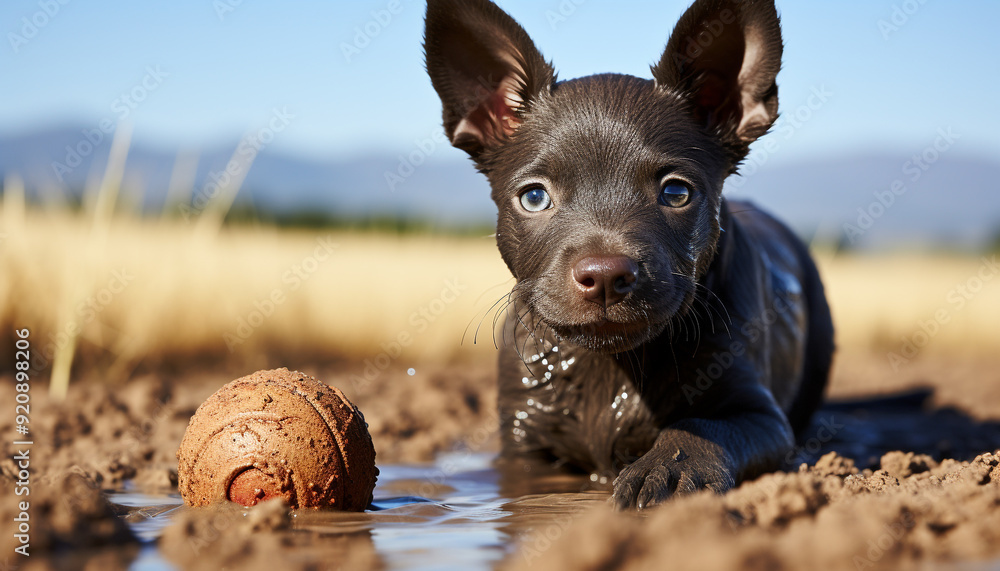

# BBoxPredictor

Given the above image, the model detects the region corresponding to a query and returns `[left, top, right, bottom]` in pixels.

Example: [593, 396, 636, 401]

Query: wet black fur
[424, 0, 835, 509]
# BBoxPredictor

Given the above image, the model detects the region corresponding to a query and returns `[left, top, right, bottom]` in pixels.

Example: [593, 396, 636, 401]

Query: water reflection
[112, 452, 608, 571]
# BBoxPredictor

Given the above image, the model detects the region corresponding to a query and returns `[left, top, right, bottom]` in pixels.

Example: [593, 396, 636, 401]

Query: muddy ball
[176, 368, 377, 510]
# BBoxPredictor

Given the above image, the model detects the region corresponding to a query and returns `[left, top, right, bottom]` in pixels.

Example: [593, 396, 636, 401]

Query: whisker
[464, 291, 512, 347]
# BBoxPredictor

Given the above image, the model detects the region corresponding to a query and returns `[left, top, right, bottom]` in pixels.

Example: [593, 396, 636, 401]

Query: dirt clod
[505, 451, 1000, 571]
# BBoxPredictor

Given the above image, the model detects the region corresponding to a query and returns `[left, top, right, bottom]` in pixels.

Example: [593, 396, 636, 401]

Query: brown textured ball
[176, 368, 377, 510]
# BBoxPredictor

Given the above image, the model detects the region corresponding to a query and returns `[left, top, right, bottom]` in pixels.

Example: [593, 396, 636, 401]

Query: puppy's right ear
[653, 0, 783, 167]
[424, 0, 555, 158]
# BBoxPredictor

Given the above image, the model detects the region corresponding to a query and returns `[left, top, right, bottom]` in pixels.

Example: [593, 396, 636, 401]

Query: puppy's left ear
[653, 0, 782, 164]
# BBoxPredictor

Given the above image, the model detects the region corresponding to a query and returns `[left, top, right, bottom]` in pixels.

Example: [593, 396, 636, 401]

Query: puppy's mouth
[550, 318, 666, 354]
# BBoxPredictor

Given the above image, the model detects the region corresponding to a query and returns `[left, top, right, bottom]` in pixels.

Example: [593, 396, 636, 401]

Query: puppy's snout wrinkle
[572, 255, 640, 308]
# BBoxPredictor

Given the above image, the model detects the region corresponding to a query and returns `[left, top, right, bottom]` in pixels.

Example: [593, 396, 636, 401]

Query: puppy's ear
[653, 0, 782, 164]
[424, 0, 555, 158]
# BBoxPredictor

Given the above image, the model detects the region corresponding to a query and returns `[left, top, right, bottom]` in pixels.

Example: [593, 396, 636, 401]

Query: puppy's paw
[610, 447, 735, 510]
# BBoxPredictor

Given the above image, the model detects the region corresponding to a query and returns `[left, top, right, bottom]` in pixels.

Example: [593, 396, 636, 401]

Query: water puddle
[111, 453, 608, 570]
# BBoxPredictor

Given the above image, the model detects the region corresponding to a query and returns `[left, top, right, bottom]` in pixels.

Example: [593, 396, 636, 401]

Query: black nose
[572, 256, 640, 308]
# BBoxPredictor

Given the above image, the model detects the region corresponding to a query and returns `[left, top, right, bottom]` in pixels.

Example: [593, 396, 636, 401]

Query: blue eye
[519, 187, 552, 212]
[660, 181, 692, 208]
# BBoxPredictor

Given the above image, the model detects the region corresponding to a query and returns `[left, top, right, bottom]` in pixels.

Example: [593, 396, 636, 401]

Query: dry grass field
[1, 205, 998, 397]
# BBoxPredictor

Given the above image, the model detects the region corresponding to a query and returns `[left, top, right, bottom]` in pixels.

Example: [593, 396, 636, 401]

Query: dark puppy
[424, 0, 834, 509]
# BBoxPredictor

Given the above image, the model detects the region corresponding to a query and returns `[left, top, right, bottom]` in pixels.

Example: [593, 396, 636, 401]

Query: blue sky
[2, 0, 999, 165]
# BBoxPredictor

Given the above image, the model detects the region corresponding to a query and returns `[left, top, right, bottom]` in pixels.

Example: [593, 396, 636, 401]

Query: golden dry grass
[1, 208, 997, 393]
[0, 210, 511, 379]
[816, 252, 1000, 358]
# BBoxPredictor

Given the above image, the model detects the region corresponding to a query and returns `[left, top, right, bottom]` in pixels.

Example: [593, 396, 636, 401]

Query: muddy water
[112, 453, 607, 571]
[110, 389, 1000, 570]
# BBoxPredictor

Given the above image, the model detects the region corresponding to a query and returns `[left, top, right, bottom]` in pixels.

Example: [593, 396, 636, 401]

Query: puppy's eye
[659, 181, 692, 208]
[519, 187, 552, 212]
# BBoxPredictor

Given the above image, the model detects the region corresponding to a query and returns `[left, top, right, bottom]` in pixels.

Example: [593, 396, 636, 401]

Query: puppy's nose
[572, 256, 640, 307]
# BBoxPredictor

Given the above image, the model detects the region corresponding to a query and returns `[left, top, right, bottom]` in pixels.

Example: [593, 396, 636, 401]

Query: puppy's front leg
[611, 384, 794, 510]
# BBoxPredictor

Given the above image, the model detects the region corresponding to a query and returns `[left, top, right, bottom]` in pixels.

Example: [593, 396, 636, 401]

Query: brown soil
[0, 363, 497, 489]
[505, 451, 1000, 571]
[2, 349, 1000, 570]
[158, 498, 381, 571]
[0, 472, 137, 570]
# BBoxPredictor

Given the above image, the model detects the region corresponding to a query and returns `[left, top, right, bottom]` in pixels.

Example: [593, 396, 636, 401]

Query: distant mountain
[2, 124, 998, 248]
[725, 153, 1000, 249]
[0, 123, 497, 225]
